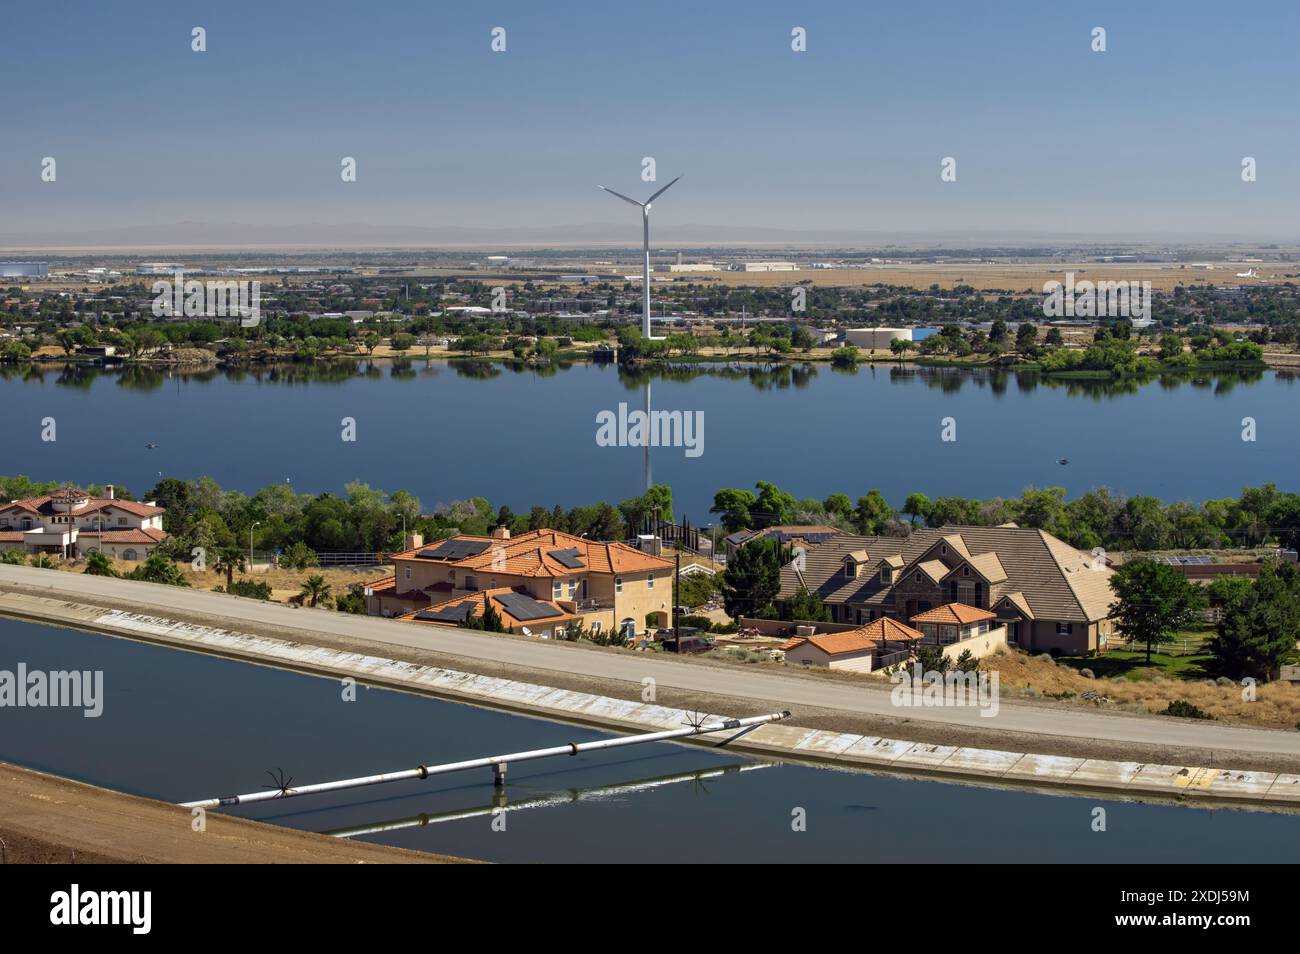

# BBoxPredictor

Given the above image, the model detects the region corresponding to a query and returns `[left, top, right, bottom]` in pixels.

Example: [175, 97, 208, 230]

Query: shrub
[1164, 699, 1214, 720]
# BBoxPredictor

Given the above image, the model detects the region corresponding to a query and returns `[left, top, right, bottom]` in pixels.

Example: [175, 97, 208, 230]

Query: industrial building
[732, 261, 799, 272]
[136, 262, 185, 275]
[0, 261, 49, 278]
[846, 327, 912, 350]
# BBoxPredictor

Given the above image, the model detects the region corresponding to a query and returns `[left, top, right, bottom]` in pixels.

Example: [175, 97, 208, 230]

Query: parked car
[660, 634, 712, 654]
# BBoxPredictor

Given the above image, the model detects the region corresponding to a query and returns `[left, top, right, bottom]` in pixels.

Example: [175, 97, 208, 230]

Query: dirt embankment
[0, 763, 472, 864]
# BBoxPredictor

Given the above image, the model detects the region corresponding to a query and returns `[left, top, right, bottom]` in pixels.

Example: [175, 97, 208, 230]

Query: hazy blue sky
[2, 0, 1297, 239]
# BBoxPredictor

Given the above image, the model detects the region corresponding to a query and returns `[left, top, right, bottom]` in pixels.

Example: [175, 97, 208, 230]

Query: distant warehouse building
[846, 327, 912, 350]
[0, 261, 49, 278]
[732, 261, 799, 272]
[136, 262, 184, 275]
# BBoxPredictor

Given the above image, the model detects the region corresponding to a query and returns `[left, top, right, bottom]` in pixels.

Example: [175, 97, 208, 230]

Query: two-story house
[777, 524, 1116, 656]
[0, 484, 167, 561]
[367, 527, 675, 641]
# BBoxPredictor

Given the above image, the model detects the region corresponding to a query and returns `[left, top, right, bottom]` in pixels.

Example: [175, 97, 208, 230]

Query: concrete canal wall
[3, 589, 1299, 813]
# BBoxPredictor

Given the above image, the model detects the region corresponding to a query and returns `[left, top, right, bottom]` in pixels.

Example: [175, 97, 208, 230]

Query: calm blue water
[0, 360, 1293, 519]
[2, 617, 1298, 863]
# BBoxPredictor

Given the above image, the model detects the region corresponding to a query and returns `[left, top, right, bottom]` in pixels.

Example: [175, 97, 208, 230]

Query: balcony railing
[572, 598, 616, 612]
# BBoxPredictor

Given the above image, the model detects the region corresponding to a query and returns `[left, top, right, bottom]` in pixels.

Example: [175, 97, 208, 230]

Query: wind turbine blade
[598, 185, 644, 207]
[645, 176, 680, 205]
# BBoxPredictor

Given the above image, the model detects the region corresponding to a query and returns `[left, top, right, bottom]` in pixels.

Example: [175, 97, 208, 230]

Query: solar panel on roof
[414, 603, 474, 623]
[416, 539, 493, 561]
[495, 591, 560, 622]
[549, 548, 586, 569]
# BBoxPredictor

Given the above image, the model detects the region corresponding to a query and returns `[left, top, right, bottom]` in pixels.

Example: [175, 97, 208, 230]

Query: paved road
[4, 564, 1299, 757]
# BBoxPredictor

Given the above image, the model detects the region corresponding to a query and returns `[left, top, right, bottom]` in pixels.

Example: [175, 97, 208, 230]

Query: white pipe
[180, 711, 789, 810]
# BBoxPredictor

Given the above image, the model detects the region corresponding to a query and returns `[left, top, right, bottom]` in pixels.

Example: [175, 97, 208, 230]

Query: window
[464, 576, 478, 591]
[962, 565, 970, 576]
[940, 625, 958, 645]
[646, 574, 654, 589]
[553, 579, 563, 598]
[940, 545, 947, 555]
[844, 561, 857, 579]
[1056, 622, 1071, 637]
[880, 567, 891, 583]
[615, 577, 623, 593]
[118, 517, 127, 526]
[404, 567, 411, 581]
[567, 579, 577, 597]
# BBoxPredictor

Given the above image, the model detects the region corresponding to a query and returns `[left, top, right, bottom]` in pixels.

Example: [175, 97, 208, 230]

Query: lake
[3, 617, 1298, 863]
[1, 359, 1293, 520]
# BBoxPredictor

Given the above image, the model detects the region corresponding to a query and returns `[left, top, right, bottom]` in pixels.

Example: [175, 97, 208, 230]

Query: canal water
[1, 360, 1294, 519]
[3, 617, 1297, 863]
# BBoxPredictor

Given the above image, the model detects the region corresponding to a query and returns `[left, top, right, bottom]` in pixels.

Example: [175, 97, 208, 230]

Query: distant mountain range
[0, 221, 1291, 251]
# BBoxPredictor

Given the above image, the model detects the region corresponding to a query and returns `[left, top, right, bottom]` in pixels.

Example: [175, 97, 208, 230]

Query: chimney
[492, 526, 510, 540]
[105, 484, 115, 500]
[405, 532, 424, 551]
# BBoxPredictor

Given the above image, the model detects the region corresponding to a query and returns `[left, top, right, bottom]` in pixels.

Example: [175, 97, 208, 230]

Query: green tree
[298, 574, 332, 607]
[852, 489, 894, 535]
[721, 537, 785, 619]
[711, 488, 757, 532]
[1110, 558, 1207, 664]
[127, 553, 190, 586]
[84, 550, 118, 577]
[902, 492, 932, 526]
[1205, 560, 1300, 681]
[213, 545, 246, 588]
[781, 585, 830, 623]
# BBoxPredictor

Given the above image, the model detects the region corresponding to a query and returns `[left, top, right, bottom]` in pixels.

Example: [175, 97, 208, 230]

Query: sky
[2, 0, 1298, 242]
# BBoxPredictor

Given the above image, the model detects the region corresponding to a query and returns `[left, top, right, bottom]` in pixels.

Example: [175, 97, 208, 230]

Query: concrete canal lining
[2, 584, 1298, 813]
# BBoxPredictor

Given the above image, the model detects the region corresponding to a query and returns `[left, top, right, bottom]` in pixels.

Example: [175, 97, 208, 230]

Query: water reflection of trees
[616, 361, 819, 392]
[0, 358, 1273, 398]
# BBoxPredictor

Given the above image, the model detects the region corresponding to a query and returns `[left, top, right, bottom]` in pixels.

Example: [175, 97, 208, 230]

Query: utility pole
[674, 549, 681, 644]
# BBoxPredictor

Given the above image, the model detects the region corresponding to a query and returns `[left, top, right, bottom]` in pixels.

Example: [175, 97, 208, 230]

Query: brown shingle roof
[779, 525, 1116, 623]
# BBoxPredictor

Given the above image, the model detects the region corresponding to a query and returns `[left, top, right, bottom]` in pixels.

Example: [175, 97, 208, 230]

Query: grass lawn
[1058, 627, 1218, 681]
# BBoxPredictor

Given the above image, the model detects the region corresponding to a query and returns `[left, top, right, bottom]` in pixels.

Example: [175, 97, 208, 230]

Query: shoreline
[3, 575, 1300, 813]
[0, 761, 470, 864]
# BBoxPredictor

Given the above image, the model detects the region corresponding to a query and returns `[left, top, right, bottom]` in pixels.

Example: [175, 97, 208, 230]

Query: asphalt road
[4, 564, 1299, 758]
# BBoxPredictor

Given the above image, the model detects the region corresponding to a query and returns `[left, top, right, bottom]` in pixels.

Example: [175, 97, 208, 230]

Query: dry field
[635, 262, 1300, 293]
[53, 560, 389, 606]
[982, 649, 1300, 729]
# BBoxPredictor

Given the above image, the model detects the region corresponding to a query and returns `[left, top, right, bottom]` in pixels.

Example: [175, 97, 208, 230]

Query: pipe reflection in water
[325, 762, 772, 840]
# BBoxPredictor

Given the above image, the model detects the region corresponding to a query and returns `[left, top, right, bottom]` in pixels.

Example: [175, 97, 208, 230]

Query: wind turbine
[598, 176, 680, 339]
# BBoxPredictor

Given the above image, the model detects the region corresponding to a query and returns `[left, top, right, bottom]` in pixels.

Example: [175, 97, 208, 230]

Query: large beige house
[778, 525, 1116, 656]
[0, 484, 166, 561]
[367, 527, 675, 641]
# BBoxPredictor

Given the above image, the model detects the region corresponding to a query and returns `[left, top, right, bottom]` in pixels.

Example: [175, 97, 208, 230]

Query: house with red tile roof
[368, 526, 675, 642]
[396, 587, 579, 639]
[781, 617, 924, 672]
[0, 484, 167, 561]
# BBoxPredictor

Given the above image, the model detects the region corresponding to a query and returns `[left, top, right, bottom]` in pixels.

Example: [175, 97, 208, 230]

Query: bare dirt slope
[0, 762, 471, 864]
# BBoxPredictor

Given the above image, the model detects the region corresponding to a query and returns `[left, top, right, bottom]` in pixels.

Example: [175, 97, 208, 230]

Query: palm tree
[298, 574, 332, 608]
[213, 546, 246, 588]
[84, 550, 118, 577]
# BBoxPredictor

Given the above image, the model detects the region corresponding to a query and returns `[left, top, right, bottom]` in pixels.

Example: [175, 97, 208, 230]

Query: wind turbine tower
[598, 176, 680, 339]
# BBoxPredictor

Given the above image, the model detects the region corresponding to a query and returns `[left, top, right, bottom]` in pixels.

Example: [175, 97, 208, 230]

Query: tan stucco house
[777, 525, 1116, 656]
[367, 527, 675, 641]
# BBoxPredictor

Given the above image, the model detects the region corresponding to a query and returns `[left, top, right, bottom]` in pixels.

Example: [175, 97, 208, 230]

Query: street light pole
[249, 520, 260, 570]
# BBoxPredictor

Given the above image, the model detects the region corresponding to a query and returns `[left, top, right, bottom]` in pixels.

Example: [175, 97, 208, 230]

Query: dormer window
[962, 566, 970, 576]
[844, 560, 858, 579]
[940, 544, 948, 556]
[880, 567, 892, 584]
